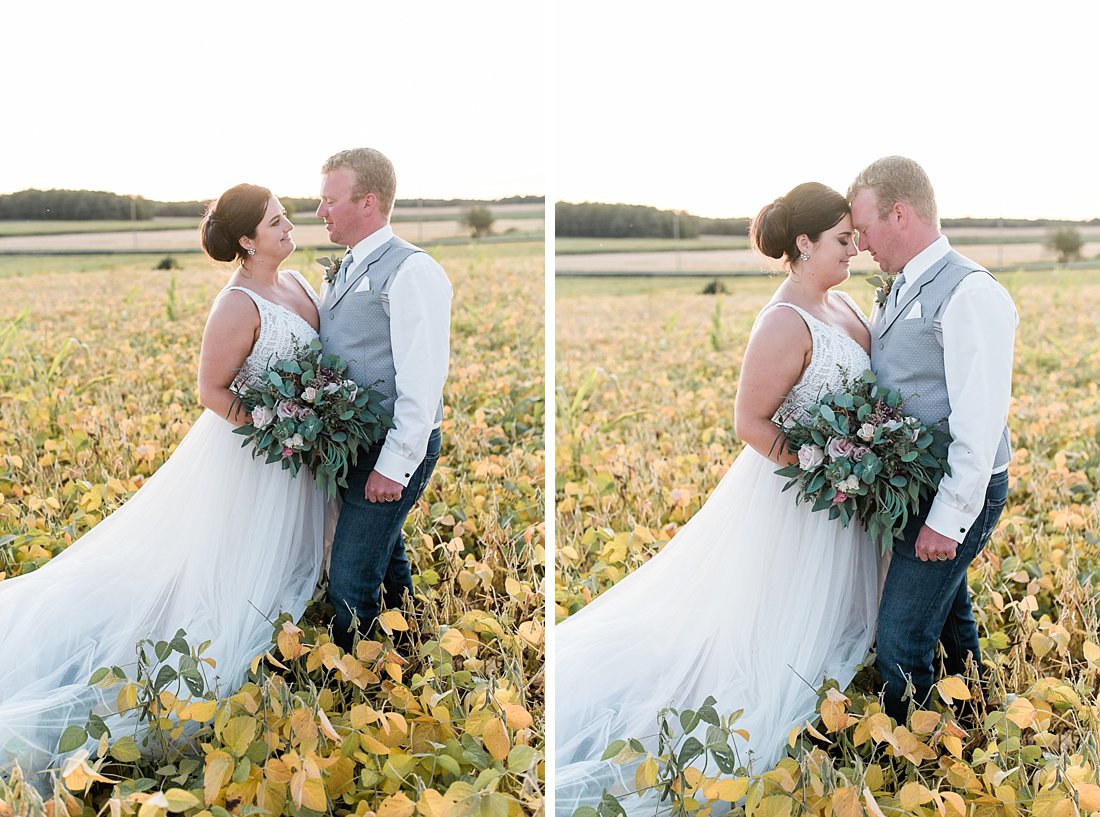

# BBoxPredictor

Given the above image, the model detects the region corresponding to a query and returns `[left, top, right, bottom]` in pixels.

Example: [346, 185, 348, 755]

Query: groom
[317, 147, 452, 650]
[848, 156, 1017, 723]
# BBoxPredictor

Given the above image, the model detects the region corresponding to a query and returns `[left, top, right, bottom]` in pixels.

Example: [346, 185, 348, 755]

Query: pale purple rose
[298, 407, 316, 420]
[857, 422, 876, 442]
[798, 444, 825, 470]
[302, 386, 318, 403]
[851, 446, 870, 462]
[251, 405, 274, 428]
[276, 400, 297, 419]
[826, 437, 855, 460]
[324, 382, 340, 394]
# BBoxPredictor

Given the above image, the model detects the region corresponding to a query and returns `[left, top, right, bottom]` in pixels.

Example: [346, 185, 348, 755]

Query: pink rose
[833, 491, 848, 504]
[281, 446, 294, 458]
[826, 437, 855, 460]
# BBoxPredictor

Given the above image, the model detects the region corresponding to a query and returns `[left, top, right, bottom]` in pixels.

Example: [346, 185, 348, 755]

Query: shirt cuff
[373, 445, 421, 487]
[925, 499, 979, 544]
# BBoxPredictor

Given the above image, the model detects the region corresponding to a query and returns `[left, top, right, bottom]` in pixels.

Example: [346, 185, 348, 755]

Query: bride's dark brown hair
[200, 183, 272, 263]
[750, 182, 849, 264]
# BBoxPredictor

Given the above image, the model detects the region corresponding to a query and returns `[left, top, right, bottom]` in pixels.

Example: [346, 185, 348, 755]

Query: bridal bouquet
[231, 338, 393, 497]
[774, 369, 951, 553]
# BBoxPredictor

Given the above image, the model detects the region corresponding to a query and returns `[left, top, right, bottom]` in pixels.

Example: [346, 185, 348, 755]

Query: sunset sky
[553, 1, 1099, 221]
[2, 0, 546, 203]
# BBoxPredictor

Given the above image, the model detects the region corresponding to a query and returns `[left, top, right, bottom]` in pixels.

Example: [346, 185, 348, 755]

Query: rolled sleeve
[925, 274, 1017, 541]
[373, 252, 452, 485]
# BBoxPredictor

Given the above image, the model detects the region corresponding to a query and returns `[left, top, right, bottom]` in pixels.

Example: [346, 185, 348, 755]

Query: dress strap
[831, 290, 870, 330]
[283, 270, 319, 307]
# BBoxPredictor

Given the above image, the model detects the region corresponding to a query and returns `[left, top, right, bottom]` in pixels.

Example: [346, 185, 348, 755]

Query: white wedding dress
[0, 271, 324, 777]
[555, 295, 881, 816]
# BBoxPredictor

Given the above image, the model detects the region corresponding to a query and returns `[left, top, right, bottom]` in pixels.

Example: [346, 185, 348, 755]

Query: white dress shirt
[894, 235, 1018, 542]
[346, 225, 452, 486]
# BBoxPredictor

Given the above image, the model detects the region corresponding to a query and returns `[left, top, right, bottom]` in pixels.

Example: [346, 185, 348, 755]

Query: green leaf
[59, 725, 88, 753]
[110, 735, 142, 762]
[600, 739, 626, 761]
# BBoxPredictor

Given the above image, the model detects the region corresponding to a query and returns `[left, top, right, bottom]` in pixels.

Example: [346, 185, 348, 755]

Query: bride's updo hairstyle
[750, 182, 849, 265]
[200, 183, 272, 263]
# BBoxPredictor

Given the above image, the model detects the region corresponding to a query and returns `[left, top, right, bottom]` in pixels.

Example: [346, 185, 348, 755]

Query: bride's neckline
[226, 272, 318, 334]
[771, 294, 870, 357]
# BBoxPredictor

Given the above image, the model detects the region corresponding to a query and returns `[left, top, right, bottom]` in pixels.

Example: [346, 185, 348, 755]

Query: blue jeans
[327, 428, 441, 650]
[876, 469, 1008, 722]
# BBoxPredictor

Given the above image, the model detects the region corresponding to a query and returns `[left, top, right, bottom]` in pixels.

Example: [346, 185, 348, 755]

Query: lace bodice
[222, 271, 320, 392]
[767, 292, 871, 425]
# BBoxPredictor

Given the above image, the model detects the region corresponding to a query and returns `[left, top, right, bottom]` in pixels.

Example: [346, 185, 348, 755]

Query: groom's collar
[346, 224, 395, 266]
[899, 235, 951, 293]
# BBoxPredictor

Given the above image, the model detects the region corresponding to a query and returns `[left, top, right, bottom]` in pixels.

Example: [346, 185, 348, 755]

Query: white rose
[251, 405, 274, 428]
[798, 444, 825, 471]
[839, 475, 861, 493]
[857, 423, 876, 442]
[285, 434, 305, 450]
[302, 386, 318, 403]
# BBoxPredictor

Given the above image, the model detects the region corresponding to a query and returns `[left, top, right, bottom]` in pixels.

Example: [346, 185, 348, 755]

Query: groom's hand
[914, 525, 958, 562]
[365, 471, 404, 503]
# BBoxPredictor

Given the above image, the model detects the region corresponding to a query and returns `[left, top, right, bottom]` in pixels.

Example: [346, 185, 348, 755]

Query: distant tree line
[556, 202, 751, 238]
[0, 189, 157, 220]
[0, 190, 544, 221]
[557, 201, 1098, 238]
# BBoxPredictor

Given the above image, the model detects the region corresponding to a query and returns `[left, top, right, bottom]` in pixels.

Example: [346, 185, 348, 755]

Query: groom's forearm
[926, 278, 1017, 541]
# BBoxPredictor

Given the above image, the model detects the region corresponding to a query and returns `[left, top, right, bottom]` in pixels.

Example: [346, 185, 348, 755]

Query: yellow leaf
[909, 709, 940, 735]
[1083, 640, 1100, 668]
[937, 676, 971, 703]
[483, 716, 510, 761]
[1076, 782, 1100, 812]
[863, 787, 888, 817]
[754, 794, 792, 817]
[351, 704, 381, 729]
[820, 688, 850, 733]
[137, 792, 169, 817]
[439, 628, 469, 656]
[502, 703, 533, 730]
[378, 792, 416, 817]
[830, 788, 862, 817]
[221, 716, 258, 757]
[942, 735, 964, 759]
[635, 755, 659, 793]
[899, 782, 935, 809]
[116, 682, 139, 713]
[940, 791, 967, 816]
[702, 777, 749, 802]
[378, 610, 410, 633]
[163, 789, 201, 813]
[290, 769, 327, 812]
[1006, 697, 1036, 729]
[360, 731, 392, 755]
[317, 709, 343, 744]
[203, 751, 234, 805]
[182, 700, 217, 722]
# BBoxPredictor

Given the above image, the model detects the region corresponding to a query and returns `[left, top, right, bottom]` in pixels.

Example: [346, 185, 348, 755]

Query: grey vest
[871, 249, 1011, 470]
[319, 236, 444, 424]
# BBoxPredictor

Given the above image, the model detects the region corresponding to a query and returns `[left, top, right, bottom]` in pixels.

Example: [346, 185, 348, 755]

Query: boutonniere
[317, 255, 341, 286]
[868, 273, 898, 308]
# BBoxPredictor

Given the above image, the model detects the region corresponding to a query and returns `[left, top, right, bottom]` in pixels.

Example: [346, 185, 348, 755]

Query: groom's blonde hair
[848, 156, 939, 229]
[323, 148, 397, 218]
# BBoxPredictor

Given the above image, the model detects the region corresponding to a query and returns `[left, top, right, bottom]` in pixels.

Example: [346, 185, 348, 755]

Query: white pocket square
[353, 277, 371, 293]
[904, 302, 922, 319]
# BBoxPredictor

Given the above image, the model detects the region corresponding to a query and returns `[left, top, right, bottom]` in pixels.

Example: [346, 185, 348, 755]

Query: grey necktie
[890, 272, 907, 311]
[335, 249, 354, 288]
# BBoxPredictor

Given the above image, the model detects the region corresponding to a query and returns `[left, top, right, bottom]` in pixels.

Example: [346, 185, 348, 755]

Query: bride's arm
[733, 307, 812, 466]
[197, 291, 260, 422]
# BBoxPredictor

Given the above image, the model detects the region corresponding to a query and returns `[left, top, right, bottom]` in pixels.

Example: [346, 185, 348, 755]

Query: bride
[555, 182, 883, 815]
[0, 184, 324, 776]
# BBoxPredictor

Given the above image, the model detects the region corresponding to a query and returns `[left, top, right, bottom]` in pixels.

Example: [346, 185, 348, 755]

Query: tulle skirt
[0, 409, 323, 776]
[554, 447, 882, 816]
